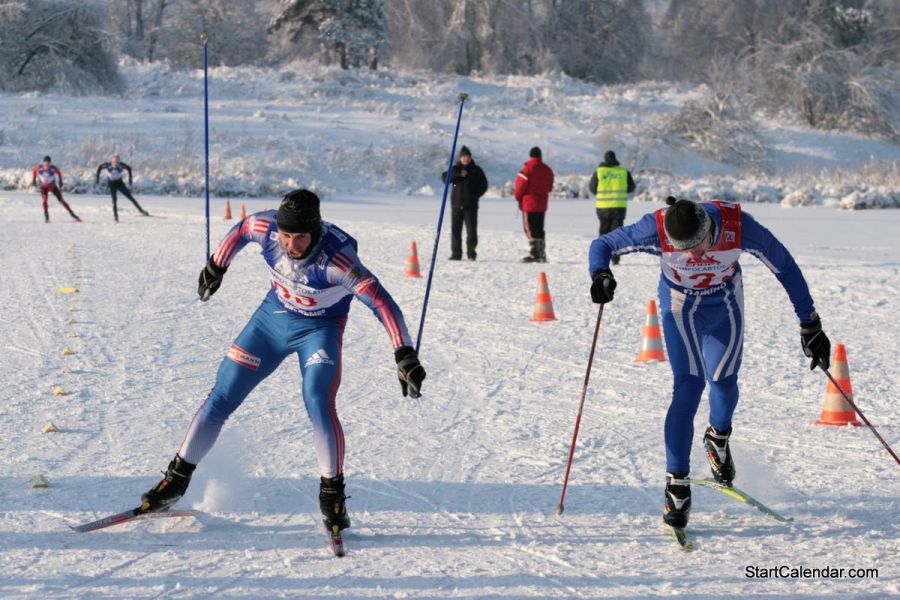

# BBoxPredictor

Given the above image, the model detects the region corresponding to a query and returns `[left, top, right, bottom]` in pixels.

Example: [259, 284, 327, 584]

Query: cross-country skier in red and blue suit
[587, 197, 831, 528]
[141, 189, 426, 534]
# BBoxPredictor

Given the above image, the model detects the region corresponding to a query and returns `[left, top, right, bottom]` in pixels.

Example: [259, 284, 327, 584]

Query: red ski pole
[557, 304, 605, 515]
[820, 366, 900, 467]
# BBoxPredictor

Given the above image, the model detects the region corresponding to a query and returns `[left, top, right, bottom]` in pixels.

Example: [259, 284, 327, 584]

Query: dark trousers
[109, 179, 146, 220]
[597, 207, 626, 264]
[522, 211, 545, 240]
[450, 207, 478, 259]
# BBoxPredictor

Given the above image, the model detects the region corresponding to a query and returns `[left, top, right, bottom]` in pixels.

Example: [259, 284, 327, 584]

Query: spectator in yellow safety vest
[588, 151, 635, 265]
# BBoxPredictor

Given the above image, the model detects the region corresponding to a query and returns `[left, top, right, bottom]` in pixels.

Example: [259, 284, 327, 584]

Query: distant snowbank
[1, 60, 897, 208]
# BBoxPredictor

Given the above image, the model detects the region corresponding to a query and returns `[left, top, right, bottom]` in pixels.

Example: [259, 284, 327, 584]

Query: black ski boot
[141, 455, 196, 512]
[663, 472, 691, 528]
[703, 425, 736, 485]
[319, 474, 351, 532]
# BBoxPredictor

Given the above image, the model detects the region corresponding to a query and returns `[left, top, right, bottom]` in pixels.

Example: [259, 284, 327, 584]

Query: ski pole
[415, 92, 468, 354]
[557, 304, 605, 515]
[201, 33, 211, 262]
[819, 365, 900, 467]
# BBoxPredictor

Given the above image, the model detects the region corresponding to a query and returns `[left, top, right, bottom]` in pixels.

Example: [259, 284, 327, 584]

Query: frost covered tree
[0, 0, 121, 94]
[269, 0, 389, 69]
[384, 0, 647, 82]
[152, 0, 269, 68]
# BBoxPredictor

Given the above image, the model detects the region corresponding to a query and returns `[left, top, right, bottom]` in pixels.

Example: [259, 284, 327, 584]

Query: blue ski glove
[800, 315, 830, 370]
[395, 346, 426, 398]
[198, 258, 227, 302]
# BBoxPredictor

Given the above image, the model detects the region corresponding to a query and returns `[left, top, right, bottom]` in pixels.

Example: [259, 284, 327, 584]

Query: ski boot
[663, 472, 691, 528]
[319, 474, 351, 532]
[141, 454, 196, 513]
[521, 239, 546, 263]
[703, 425, 736, 485]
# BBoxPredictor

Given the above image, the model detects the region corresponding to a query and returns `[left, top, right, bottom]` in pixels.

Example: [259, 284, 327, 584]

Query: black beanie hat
[604, 150, 617, 164]
[277, 189, 322, 234]
[529, 146, 542, 158]
[459, 145, 471, 157]
[43, 155, 51, 162]
[664, 199, 712, 250]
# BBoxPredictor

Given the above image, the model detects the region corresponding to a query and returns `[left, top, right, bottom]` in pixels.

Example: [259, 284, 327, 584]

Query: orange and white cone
[223, 200, 232, 220]
[531, 272, 556, 322]
[404, 241, 421, 278]
[636, 300, 666, 362]
[238, 203, 247, 220]
[816, 344, 861, 426]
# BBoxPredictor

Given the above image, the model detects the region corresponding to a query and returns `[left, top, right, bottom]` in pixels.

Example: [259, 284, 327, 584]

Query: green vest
[594, 165, 629, 208]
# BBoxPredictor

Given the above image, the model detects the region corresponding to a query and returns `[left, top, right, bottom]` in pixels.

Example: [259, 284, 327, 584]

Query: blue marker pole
[201, 33, 210, 262]
[415, 92, 468, 353]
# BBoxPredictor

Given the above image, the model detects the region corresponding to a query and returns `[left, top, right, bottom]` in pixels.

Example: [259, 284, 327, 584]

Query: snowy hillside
[1, 61, 898, 207]
[1, 190, 897, 598]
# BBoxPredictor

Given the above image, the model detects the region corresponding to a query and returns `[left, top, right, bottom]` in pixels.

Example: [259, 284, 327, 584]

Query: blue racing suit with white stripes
[177, 210, 413, 478]
[588, 201, 818, 474]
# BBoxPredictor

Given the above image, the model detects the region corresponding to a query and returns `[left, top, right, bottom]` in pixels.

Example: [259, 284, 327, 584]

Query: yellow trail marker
[61, 347, 75, 356]
[42, 421, 60, 433]
[51, 386, 68, 396]
[58, 287, 79, 294]
[32, 475, 50, 488]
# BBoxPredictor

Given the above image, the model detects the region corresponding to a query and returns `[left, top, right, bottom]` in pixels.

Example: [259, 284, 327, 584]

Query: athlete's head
[664, 198, 712, 255]
[42, 155, 51, 166]
[111, 154, 120, 165]
[277, 189, 322, 260]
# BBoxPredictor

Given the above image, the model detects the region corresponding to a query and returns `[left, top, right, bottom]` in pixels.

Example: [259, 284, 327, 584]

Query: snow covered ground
[1, 61, 898, 207]
[1, 190, 897, 598]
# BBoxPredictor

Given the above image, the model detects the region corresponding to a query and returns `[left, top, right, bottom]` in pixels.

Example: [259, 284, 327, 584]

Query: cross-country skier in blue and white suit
[141, 189, 426, 534]
[587, 197, 831, 529]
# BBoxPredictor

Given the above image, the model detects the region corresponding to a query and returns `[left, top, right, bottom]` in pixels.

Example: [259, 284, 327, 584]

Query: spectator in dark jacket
[588, 150, 635, 264]
[442, 146, 488, 260]
[514, 146, 554, 263]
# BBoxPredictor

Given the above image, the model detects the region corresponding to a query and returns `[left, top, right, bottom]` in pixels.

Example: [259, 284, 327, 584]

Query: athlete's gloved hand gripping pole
[198, 257, 226, 302]
[803, 317, 900, 467]
[395, 346, 426, 398]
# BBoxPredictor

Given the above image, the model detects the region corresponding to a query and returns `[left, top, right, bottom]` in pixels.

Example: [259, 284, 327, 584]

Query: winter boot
[319, 474, 351, 532]
[141, 454, 196, 513]
[663, 472, 691, 528]
[703, 425, 736, 485]
[521, 239, 541, 263]
[536, 239, 548, 263]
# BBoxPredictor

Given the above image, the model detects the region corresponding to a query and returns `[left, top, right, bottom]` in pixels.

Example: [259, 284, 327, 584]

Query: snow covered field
[1, 190, 897, 598]
[1, 61, 898, 207]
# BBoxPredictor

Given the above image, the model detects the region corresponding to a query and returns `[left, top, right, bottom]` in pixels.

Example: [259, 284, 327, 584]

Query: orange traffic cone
[404, 241, 421, 278]
[531, 272, 556, 322]
[636, 300, 666, 362]
[239, 203, 246, 220]
[223, 200, 232, 220]
[816, 344, 861, 426]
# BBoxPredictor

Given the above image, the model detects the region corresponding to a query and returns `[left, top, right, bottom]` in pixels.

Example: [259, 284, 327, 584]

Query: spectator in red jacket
[513, 147, 554, 263]
[32, 156, 81, 223]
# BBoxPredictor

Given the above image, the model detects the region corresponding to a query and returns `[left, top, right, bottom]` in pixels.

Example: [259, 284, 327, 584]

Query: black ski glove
[198, 258, 227, 302]
[800, 315, 830, 371]
[395, 346, 426, 398]
[590, 269, 617, 304]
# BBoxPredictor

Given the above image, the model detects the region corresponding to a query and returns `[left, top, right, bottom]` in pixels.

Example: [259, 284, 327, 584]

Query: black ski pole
[820, 365, 900, 467]
[557, 304, 605, 515]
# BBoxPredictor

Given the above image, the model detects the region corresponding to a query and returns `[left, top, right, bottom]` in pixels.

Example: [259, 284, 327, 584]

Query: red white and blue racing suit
[178, 211, 413, 478]
[589, 201, 818, 474]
